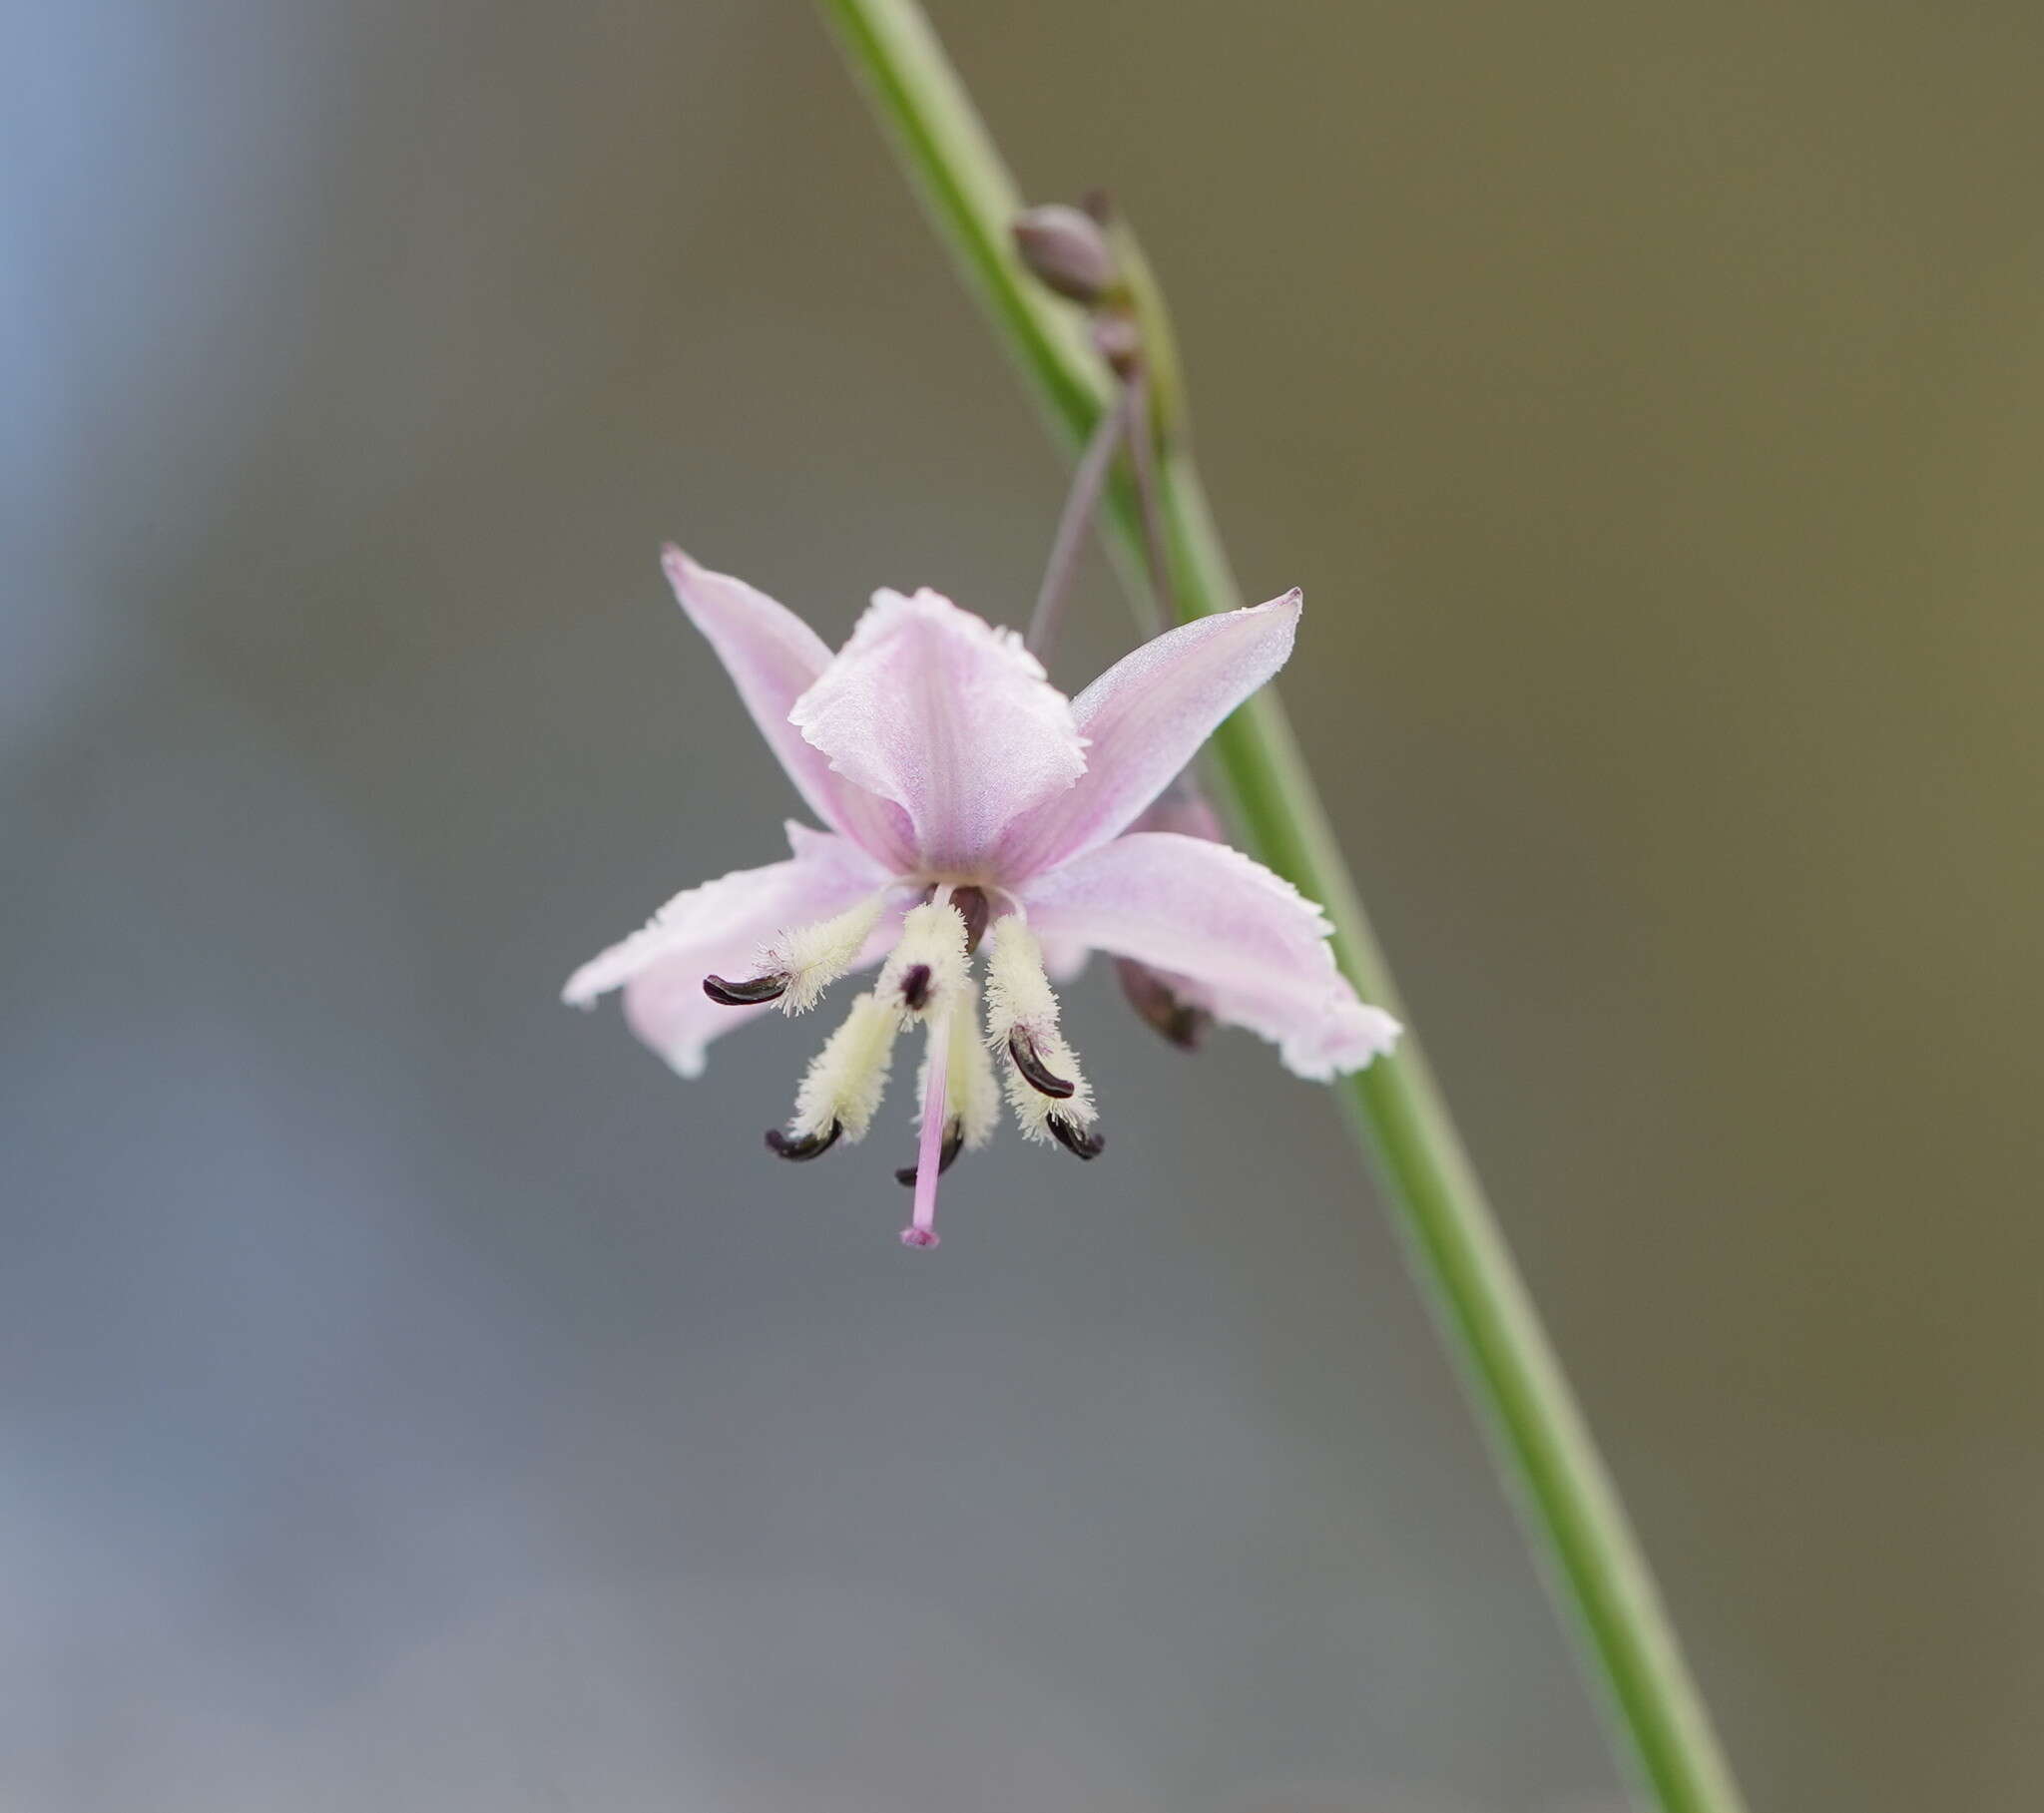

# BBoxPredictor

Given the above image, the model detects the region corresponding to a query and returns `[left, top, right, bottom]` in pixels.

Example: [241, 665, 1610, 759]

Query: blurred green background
[5, 3, 2040, 1809]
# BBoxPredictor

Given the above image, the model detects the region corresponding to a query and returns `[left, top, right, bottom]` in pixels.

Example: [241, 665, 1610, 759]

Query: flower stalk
[1026, 369, 1139, 658]
[815, 3, 1749, 1810]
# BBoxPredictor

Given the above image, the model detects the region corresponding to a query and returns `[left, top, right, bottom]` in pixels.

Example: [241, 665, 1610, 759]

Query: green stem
[816, 5, 1749, 1810]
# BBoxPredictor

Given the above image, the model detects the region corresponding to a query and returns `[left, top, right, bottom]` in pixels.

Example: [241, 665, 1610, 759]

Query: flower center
[703, 894, 1104, 1249]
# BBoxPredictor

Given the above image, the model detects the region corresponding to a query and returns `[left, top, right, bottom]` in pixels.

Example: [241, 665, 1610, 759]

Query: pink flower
[564, 548, 1400, 1247]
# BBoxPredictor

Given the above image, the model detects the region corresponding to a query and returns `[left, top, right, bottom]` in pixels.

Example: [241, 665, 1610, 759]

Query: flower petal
[995, 591, 1301, 879]
[663, 547, 915, 869]
[788, 588, 1087, 875]
[562, 823, 896, 1078]
[1016, 831, 1400, 1080]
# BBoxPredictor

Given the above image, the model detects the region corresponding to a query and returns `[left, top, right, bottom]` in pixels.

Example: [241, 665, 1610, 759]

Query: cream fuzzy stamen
[776, 991, 901, 1152]
[876, 901, 971, 1024]
[760, 893, 885, 1014]
[984, 915, 1099, 1149]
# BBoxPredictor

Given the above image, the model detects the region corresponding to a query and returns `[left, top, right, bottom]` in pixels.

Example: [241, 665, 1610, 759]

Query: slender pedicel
[1025, 378, 1139, 660]
[766, 1123, 841, 1160]
[704, 972, 788, 1006]
[1046, 1116, 1104, 1160]
[1016, 210, 1181, 698]
[1007, 1027, 1076, 1098]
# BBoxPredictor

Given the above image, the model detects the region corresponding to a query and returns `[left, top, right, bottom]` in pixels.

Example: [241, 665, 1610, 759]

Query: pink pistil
[900, 1005, 951, 1250]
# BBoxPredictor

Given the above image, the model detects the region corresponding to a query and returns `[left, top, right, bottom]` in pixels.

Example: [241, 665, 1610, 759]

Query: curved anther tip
[898, 1226, 940, 1250]
[894, 1125, 965, 1185]
[1047, 1115, 1105, 1160]
[765, 1122, 842, 1162]
[705, 972, 788, 1007]
[1008, 1029, 1076, 1099]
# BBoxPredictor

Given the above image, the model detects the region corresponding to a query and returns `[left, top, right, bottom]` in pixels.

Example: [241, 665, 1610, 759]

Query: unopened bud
[1012, 204, 1121, 306]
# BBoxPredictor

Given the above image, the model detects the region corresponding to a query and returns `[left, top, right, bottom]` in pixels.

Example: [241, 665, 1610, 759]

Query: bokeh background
[6, 3, 2041, 1809]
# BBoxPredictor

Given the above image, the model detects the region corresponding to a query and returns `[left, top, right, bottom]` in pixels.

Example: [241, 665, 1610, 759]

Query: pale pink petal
[787, 588, 1087, 875]
[1101, 790, 1227, 1011]
[1017, 831, 1401, 1080]
[663, 547, 916, 870]
[1128, 786, 1229, 845]
[562, 823, 897, 1078]
[995, 591, 1301, 880]
[1038, 932, 1092, 985]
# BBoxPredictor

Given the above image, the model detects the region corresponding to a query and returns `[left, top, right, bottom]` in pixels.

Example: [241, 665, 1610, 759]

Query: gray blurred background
[5, 3, 2041, 1809]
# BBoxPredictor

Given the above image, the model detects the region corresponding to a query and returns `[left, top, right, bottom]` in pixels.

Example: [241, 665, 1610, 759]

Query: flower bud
[1012, 204, 1120, 305]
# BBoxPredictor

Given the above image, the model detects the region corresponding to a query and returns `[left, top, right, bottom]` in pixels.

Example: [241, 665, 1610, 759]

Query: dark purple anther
[950, 885, 991, 956]
[1007, 1028, 1076, 1099]
[899, 963, 932, 1012]
[705, 972, 789, 1007]
[1046, 1116, 1104, 1160]
[765, 1123, 841, 1161]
